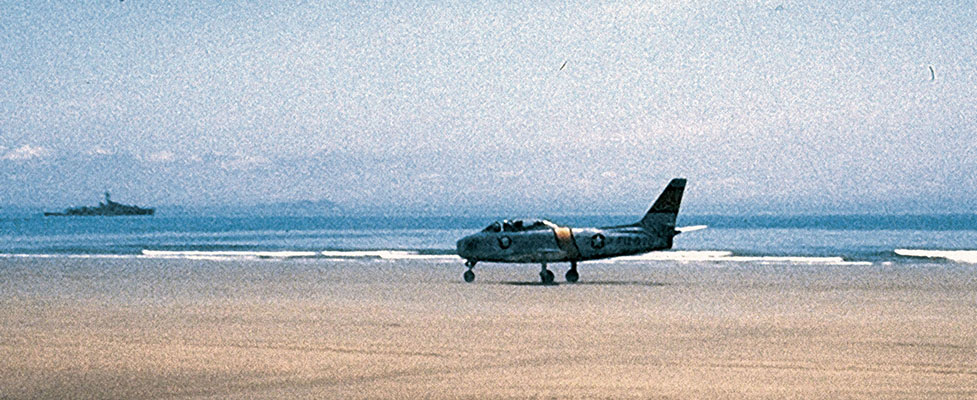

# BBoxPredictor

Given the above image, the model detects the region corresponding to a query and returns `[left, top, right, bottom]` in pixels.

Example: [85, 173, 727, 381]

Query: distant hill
[258, 199, 345, 216]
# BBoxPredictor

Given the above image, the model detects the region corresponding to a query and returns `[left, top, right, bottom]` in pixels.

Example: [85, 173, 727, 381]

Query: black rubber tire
[565, 269, 579, 283]
[540, 270, 555, 284]
[463, 270, 475, 283]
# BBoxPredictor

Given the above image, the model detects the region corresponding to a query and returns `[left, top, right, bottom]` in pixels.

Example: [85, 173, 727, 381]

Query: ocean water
[1, 214, 976, 265]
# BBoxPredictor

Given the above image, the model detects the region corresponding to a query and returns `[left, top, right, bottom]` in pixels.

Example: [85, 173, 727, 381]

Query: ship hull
[44, 209, 154, 216]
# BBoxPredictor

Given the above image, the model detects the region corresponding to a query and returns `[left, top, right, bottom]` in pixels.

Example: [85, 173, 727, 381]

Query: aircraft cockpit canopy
[481, 219, 556, 233]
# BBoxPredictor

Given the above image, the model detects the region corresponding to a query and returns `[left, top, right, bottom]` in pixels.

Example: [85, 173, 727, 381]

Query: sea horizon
[3, 212, 976, 265]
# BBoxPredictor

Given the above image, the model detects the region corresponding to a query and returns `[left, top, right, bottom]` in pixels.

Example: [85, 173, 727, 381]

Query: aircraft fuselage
[456, 224, 671, 263]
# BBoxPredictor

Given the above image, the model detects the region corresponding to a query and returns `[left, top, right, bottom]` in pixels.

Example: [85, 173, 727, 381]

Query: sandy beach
[1, 256, 975, 399]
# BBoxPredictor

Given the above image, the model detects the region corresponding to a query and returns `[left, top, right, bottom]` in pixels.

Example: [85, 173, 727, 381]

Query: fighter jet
[456, 178, 704, 283]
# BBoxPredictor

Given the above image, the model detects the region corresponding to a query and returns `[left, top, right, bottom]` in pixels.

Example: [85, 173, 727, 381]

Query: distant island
[44, 192, 154, 216]
[251, 199, 345, 216]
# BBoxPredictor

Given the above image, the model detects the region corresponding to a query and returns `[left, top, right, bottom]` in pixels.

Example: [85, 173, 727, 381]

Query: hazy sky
[1, 1, 975, 214]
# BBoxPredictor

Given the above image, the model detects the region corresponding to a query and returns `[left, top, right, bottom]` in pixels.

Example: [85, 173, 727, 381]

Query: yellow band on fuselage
[553, 226, 581, 260]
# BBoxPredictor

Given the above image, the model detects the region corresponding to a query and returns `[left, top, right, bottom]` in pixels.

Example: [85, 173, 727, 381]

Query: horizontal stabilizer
[675, 225, 707, 234]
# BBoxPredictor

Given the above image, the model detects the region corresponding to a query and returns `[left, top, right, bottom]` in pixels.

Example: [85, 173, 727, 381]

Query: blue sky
[1, 1, 975, 214]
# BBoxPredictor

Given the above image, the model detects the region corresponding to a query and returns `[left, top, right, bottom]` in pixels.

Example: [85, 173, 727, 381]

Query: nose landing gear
[463, 260, 477, 283]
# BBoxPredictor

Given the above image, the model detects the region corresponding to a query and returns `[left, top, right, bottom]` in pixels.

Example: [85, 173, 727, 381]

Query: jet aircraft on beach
[456, 178, 704, 283]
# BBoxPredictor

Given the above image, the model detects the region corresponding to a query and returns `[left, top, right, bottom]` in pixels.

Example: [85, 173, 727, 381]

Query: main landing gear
[461, 260, 580, 284]
[539, 262, 555, 284]
[539, 261, 579, 284]
[565, 261, 579, 283]
[463, 260, 476, 283]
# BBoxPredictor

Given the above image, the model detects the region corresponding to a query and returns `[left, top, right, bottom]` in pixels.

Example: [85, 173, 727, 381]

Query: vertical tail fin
[639, 179, 686, 242]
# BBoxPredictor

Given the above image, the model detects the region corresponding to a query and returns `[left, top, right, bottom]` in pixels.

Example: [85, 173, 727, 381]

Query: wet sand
[1, 257, 976, 399]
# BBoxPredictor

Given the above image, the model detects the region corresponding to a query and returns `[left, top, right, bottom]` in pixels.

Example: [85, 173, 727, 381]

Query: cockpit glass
[482, 221, 502, 232]
[483, 219, 554, 232]
[517, 220, 544, 231]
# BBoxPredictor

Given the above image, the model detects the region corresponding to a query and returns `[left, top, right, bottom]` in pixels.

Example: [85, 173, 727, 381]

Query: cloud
[0, 145, 52, 161]
[219, 154, 271, 171]
[87, 147, 116, 156]
[145, 151, 176, 163]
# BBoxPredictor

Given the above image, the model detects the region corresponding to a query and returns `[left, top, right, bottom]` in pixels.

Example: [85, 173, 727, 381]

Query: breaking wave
[318, 250, 460, 261]
[141, 250, 460, 261]
[600, 251, 869, 265]
[141, 250, 319, 260]
[13, 249, 976, 266]
[0, 253, 142, 260]
[894, 249, 977, 264]
[0, 250, 462, 262]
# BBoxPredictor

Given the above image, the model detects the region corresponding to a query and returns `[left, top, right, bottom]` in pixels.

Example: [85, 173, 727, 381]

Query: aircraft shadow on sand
[495, 280, 667, 287]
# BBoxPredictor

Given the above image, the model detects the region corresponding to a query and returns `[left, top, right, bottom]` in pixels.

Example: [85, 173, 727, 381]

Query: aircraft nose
[456, 236, 476, 258]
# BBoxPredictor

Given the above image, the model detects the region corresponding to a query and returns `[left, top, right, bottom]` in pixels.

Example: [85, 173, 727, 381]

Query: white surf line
[724, 256, 845, 263]
[319, 250, 413, 259]
[141, 250, 319, 259]
[4, 250, 322, 261]
[2, 252, 251, 262]
[614, 251, 734, 261]
[599, 251, 869, 265]
[721, 256, 871, 265]
[894, 249, 977, 264]
[0, 253, 141, 259]
[373, 253, 461, 261]
[319, 250, 460, 260]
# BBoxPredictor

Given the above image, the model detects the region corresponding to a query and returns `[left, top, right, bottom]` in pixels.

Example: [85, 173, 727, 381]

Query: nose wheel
[463, 260, 477, 283]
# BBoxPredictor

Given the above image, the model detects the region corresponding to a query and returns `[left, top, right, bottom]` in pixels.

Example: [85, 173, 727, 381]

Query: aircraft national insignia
[591, 234, 605, 249]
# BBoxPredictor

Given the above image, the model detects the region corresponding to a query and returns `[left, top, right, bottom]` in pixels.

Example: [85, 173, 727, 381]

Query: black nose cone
[456, 236, 476, 257]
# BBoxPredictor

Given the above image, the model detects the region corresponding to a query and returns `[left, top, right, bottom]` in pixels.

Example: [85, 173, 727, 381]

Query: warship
[44, 192, 154, 216]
